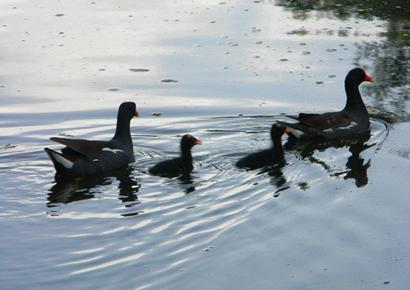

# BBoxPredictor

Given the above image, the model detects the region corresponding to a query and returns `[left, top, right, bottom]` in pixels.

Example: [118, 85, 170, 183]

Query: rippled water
[1, 0, 410, 289]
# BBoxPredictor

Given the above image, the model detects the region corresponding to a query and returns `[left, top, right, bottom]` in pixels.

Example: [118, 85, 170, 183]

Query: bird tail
[44, 148, 74, 174]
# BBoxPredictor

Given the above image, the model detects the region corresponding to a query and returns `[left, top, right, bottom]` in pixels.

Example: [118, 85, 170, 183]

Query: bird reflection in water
[336, 142, 372, 187]
[254, 159, 289, 197]
[160, 172, 196, 194]
[47, 168, 141, 215]
[285, 131, 373, 188]
[179, 172, 196, 194]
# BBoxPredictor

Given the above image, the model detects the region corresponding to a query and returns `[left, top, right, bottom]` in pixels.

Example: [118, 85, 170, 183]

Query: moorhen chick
[236, 123, 286, 170]
[149, 134, 202, 177]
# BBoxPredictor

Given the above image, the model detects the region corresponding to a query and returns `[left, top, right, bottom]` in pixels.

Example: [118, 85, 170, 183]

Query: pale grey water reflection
[1, 0, 410, 289]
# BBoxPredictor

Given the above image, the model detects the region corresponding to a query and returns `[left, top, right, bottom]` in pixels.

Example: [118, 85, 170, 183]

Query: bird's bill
[134, 111, 140, 117]
[364, 72, 373, 82]
[194, 139, 202, 145]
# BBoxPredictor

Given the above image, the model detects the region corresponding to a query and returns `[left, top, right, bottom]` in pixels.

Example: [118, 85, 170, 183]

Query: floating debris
[204, 246, 214, 252]
[108, 88, 120, 91]
[328, 74, 336, 78]
[280, 58, 288, 62]
[297, 182, 309, 190]
[0, 144, 16, 150]
[152, 112, 162, 117]
[55, 13, 65, 17]
[161, 79, 178, 83]
[316, 81, 324, 85]
[129, 68, 149, 72]
[287, 28, 308, 36]
[302, 51, 311, 55]
[326, 48, 337, 52]
[252, 27, 261, 33]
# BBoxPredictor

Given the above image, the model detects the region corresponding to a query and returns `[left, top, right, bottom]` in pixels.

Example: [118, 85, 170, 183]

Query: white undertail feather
[49, 150, 74, 169]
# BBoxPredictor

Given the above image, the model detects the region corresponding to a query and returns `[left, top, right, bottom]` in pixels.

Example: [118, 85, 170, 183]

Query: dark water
[1, 1, 409, 289]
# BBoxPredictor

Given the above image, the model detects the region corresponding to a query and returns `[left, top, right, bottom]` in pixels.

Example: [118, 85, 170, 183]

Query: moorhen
[149, 134, 201, 177]
[236, 123, 286, 170]
[44, 102, 139, 177]
[278, 68, 373, 140]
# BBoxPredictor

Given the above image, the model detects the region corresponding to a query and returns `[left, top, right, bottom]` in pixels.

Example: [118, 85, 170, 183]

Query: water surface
[1, 0, 409, 289]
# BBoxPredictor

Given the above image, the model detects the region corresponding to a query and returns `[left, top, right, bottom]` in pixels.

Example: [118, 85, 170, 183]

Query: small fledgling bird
[149, 134, 201, 177]
[236, 123, 286, 170]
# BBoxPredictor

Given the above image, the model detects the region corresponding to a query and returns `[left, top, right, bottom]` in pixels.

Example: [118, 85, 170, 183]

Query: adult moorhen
[44, 102, 139, 177]
[278, 68, 373, 140]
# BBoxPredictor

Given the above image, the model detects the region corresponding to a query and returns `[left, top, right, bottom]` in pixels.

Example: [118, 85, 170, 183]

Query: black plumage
[278, 68, 373, 140]
[149, 134, 201, 177]
[236, 123, 286, 170]
[44, 102, 139, 177]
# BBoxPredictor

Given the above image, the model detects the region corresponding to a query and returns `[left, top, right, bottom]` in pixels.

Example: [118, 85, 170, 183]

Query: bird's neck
[343, 81, 367, 113]
[181, 148, 193, 163]
[113, 115, 132, 144]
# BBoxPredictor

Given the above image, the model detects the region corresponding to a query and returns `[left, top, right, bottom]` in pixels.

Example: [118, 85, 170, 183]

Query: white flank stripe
[102, 148, 124, 154]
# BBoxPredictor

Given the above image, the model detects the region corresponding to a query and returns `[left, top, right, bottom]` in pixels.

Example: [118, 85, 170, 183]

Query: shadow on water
[47, 168, 140, 211]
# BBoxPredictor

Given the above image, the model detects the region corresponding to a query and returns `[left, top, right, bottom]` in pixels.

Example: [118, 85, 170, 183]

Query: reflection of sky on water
[0, 0, 397, 116]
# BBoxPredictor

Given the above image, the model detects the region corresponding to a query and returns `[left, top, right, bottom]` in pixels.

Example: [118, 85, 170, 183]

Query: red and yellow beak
[194, 139, 202, 145]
